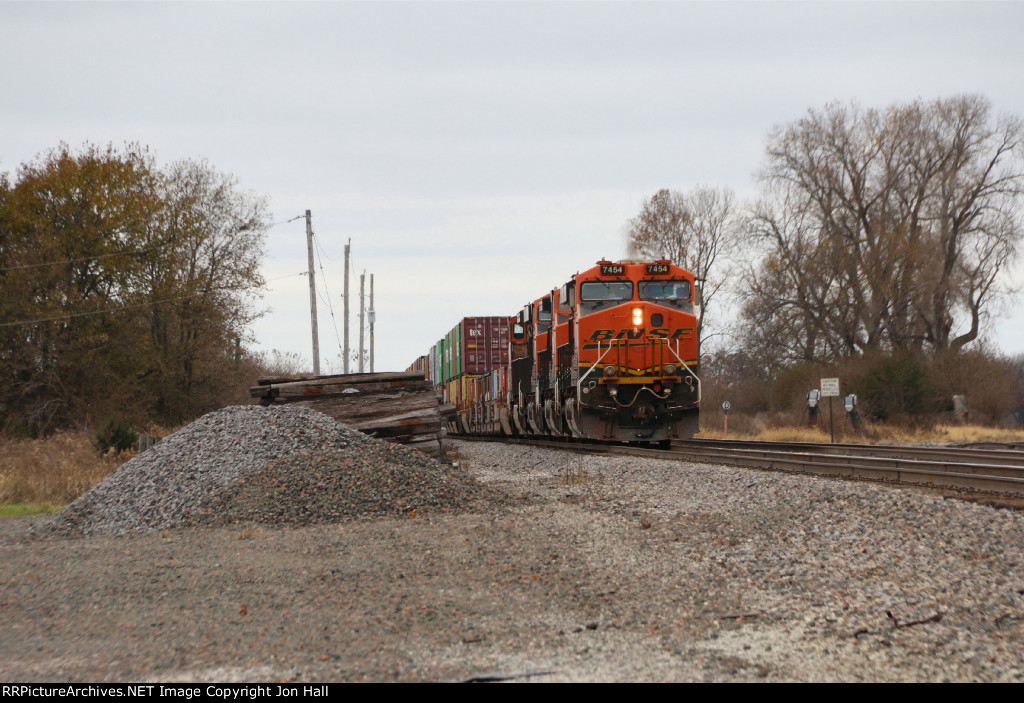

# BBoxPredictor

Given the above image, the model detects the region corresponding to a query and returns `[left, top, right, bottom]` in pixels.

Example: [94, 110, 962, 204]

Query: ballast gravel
[38, 405, 496, 536]
[2, 424, 1024, 682]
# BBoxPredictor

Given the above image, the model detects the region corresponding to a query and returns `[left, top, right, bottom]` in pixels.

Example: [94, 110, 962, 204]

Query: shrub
[927, 348, 1017, 424]
[94, 416, 138, 455]
[852, 353, 931, 422]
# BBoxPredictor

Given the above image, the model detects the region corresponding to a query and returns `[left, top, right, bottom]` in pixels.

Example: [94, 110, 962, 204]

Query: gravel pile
[40, 405, 496, 537]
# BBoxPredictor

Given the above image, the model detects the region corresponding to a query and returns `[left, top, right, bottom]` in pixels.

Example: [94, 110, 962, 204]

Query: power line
[267, 271, 307, 287]
[0, 214, 304, 274]
[0, 287, 249, 329]
[1, 271, 302, 329]
[0, 246, 163, 273]
[311, 229, 345, 358]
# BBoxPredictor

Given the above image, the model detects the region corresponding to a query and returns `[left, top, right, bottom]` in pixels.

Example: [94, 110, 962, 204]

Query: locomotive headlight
[664, 364, 677, 376]
[603, 364, 617, 377]
[631, 307, 643, 326]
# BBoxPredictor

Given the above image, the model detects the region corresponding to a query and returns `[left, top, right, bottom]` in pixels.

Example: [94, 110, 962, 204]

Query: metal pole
[305, 209, 319, 376]
[374, 274, 378, 374]
[359, 270, 365, 373]
[343, 238, 350, 374]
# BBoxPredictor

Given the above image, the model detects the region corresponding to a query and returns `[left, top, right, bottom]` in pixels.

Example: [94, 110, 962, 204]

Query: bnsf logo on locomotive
[589, 328, 694, 340]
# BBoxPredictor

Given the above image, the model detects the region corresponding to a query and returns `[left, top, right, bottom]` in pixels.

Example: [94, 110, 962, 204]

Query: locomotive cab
[567, 259, 700, 441]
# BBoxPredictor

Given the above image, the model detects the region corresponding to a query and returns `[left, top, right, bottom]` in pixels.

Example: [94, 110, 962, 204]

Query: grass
[0, 432, 134, 509]
[0, 502, 63, 517]
[697, 422, 1024, 445]
[559, 454, 594, 485]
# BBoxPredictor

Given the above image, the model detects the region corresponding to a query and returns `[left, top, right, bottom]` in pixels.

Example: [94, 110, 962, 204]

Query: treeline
[700, 348, 1024, 431]
[0, 143, 271, 436]
[627, 95, 1024, 424]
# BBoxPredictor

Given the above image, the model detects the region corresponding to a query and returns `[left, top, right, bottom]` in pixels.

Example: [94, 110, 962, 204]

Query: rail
[451, 434, 1024, 506]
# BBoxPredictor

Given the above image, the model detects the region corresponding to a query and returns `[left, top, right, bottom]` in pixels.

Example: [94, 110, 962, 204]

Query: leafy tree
[0, 143, 270, 435]
[0, 143, 162, 433]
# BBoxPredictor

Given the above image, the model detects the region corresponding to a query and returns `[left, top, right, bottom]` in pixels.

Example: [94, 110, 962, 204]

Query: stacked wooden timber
[249, 371, 455, 460]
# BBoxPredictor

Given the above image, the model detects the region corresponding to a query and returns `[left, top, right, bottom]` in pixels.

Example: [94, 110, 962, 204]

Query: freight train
[410, 259, 700, 443]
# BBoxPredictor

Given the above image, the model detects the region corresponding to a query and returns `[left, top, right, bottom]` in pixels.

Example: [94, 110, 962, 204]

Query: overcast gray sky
[3, 1, 1024, 373]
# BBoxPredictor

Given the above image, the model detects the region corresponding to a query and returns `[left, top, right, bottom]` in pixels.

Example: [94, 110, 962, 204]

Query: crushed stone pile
[41, 405, 498, 537]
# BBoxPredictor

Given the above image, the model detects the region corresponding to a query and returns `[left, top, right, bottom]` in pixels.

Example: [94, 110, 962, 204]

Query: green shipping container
[453, 323, 463, 377]
[440, 336, 449, 384]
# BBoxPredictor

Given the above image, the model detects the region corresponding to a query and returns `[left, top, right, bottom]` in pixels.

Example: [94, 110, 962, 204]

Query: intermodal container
[439, 336, 449, 385]
[454, 317, 510, 375]
[406, 355, 428, 378]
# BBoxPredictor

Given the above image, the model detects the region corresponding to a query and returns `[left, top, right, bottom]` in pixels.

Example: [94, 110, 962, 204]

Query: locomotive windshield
[580, 281, 633, 302]
[639, 279, 693, 312]
[639, 280, 690, 301]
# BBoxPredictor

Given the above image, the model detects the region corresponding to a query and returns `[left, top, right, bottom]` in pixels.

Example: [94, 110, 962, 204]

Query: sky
[3, 1, 1024, 374]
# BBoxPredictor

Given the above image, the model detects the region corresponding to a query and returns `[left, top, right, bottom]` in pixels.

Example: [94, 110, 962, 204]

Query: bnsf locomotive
[412, 259, 700, 442]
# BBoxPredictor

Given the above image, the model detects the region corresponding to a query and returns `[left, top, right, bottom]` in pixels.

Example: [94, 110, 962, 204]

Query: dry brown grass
[919, 424, 1024, 444]
[697, 421, 1024, 445]
[558, 454, 595, 485]
[0, 432, 132, 507]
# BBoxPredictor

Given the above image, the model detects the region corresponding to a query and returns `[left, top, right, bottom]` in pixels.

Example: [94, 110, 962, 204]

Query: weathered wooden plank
[251, 380, 433, 399]
[404, 436, 445, 453]
[251, 371, 449, 459]
[264, 386, 436, 405]
[252, 383, 433, 401]
[287, 393, 441, 420]
[256, 371, 427, 389]
[348, 407, 442, 427]
[289, 400, 442, 430]
[363, 424, 444, 441]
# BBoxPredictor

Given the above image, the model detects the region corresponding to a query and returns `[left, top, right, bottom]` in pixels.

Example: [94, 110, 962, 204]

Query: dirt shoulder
[2, 441, 1023, 682]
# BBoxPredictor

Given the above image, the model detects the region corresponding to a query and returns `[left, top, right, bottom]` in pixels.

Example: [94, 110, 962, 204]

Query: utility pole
[343, 238, 350, 374]
[374, 274, 378, 374]
[305, 209, 320, 376]
[359, 270, 365, 373]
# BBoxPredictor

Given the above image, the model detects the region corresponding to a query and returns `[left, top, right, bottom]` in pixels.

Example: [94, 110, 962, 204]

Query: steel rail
[674, 437, 1024, 468]
[452, 434, 1024, 501]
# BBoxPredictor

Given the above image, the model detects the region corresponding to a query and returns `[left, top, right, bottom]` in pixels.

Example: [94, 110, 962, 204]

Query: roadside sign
[820, 378, 840, 397]
[819, 378, 840, 443]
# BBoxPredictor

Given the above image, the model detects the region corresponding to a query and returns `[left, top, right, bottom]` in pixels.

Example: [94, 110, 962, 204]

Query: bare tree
[740, 95, 1024, 364]
[626, 185, 740, 354]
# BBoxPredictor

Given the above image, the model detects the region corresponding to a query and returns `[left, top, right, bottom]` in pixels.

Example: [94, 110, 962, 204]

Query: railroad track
[453, 434, 1024, 507]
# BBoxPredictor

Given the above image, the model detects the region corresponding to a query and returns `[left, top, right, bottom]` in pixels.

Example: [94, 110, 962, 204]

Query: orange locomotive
[440, 259, 700, 442]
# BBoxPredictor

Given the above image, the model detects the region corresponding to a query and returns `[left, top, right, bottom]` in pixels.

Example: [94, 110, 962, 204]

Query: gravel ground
[3, 421, 1024, 682]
